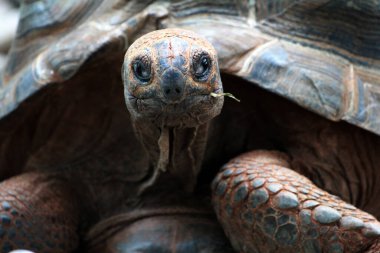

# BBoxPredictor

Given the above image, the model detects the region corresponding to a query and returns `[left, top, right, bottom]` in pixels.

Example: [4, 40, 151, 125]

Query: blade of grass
[210, 92, 240, 102]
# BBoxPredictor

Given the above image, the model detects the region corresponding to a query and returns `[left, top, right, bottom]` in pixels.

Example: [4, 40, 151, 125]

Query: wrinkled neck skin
[133, 118, 209, 194]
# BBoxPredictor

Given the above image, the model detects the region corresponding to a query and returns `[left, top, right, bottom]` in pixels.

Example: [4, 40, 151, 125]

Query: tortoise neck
[132, 119, 210, 194]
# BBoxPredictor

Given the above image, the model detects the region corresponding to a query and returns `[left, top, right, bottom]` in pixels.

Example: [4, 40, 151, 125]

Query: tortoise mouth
[126, 92, 224, 127]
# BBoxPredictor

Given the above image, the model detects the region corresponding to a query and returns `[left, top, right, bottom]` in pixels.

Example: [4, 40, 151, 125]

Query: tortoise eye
[192, 52, 211, 81]
[132, 56, 152, 83]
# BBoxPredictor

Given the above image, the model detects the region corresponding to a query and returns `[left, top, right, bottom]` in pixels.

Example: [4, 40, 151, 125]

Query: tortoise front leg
[212, 151, 380, 253]
[0, 172, 79, 253]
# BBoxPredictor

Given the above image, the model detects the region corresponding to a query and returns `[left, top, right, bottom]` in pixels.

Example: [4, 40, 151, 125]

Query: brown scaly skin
[1, 29, 380, 253]
[0, 173, 79, 253]
[212, 151, 380, 253]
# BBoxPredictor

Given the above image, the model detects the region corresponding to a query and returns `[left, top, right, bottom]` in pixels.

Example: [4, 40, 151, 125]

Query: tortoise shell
[1, 0, 379, 135]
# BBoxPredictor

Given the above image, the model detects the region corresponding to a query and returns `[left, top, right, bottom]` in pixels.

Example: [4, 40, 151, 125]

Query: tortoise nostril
[161, 68, 185, 102]
[164, 87, 182, 96]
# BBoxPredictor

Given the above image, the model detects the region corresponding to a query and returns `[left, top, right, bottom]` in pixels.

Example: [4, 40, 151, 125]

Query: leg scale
[0, 172, 79, 253]
[212, 150, 380, 253]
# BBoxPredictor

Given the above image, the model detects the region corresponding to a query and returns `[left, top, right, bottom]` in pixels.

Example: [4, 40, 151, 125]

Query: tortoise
[0, 0, 380, 253]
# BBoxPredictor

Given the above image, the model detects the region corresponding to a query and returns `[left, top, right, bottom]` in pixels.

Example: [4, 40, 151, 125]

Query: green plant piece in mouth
[210, 92, 240, 102]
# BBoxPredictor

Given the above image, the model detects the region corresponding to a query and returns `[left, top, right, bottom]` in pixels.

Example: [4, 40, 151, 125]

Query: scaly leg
[212, 151, 380, 253]
[0, 172, 79, 253]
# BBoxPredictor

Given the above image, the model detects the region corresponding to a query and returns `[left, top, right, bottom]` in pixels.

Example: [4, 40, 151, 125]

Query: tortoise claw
[212, 150, 380, 253]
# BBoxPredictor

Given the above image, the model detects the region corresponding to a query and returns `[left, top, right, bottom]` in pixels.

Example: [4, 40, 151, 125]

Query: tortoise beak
[160, 67, 185, 103]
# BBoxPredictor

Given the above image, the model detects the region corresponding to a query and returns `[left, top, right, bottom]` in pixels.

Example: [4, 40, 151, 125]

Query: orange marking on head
[168, 39, 175, 63]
